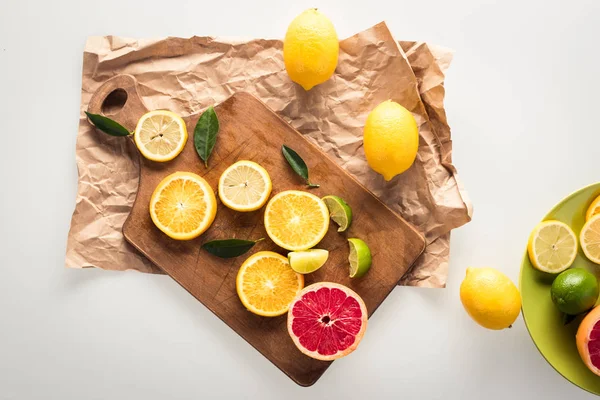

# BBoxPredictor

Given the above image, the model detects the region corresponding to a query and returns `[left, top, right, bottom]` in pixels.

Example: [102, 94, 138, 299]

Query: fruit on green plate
[363, 100, 419, 181]
[577, 305, 600, 376]
[287, 282, 368, 360]
[322, 195, 352, 232]
[520, 184, 600, 395]
[581, 214, 600, 264]
[460, 267, 521, 330]
[288, 249, 329, 274]
[586, 195, 600, 221]
[551, 269, 599, 315]
[348, 238, 372, 278]
[527, 220, 578, 274]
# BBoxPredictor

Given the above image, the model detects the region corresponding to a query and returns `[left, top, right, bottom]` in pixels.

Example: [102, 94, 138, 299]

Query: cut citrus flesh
[149, 171, 217, 240]
[587, 195, 600, 221]
[348, 238, 372, 278]
[287, 282, 368, 361]
[218, 160, 272, 212]
[527, 220, 577, 273]
[264, 190, 329, 251]
[288, 249, 329, 274]
[581, 214, 600, 264]
[236, 251, 304, 317]
[577, 305, 600, 376]
[134, 110, 188, 162]
[322, 195, 352, 232]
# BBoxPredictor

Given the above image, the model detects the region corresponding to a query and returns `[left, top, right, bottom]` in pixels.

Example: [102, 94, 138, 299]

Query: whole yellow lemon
[283, 9, 339, 91]
[363, 100, 419, 181]
[460, 267, 521, 330]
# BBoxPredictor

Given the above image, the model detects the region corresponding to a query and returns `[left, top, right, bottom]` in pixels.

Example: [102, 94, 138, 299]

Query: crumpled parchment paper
[66, 22, 472, 288]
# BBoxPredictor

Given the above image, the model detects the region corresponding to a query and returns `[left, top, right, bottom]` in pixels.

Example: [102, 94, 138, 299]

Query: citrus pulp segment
[149, 172, 217, 240]
[264, 190, 329, 251]
[134, 110, 188, 162]
[287, 282, 368, 361]
[581, 214, 600, 264]
[218, 160, 272, 212]
[527, 220, 578, 273]
[236, 251, 304, 317]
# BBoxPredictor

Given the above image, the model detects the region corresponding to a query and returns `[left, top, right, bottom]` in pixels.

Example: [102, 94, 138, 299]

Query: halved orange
[236, 251, 304, 317]
[149, 171, 217, 240]
[264, 190, 329, 251]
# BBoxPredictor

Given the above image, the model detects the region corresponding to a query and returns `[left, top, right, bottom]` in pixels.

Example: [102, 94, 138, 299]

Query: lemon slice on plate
[149, 172, 217, 240]
[581, 214, 600, 264]
[236, 251, 304, 317]
[134, 110, 188, 162]
[527, 220, 578, 274]
[264, 190, 329, 251]
[218, 160, 272, 212]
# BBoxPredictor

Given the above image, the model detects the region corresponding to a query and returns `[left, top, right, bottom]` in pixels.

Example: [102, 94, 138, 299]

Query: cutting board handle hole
[101, 88, 128, 116]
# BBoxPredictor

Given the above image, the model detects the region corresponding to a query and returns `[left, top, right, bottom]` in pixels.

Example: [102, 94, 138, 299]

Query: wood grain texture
[88, 75, 426, 386]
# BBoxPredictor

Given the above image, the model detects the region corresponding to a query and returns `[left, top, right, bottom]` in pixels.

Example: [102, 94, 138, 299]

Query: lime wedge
[348, 238, 372, 278]
[288, 249, 329, 274]
[322, 195, 353, 232]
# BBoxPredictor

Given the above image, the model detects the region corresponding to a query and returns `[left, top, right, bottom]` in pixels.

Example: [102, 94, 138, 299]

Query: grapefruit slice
[577, 305, 600, 376]
[287, 282, 368, 361]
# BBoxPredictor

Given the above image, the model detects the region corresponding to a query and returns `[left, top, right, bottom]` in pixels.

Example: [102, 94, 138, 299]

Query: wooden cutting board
[88, 74, 426, 386]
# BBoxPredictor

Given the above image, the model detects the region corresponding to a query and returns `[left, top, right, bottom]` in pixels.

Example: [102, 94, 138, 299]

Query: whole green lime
[551, 268, 599, 315]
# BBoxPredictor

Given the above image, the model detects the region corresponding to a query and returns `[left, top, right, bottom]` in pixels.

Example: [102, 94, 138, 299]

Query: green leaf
[202, 238, 263, 258]
[85, 112, 131, 137]
[194, 106, 220, 167]
[282, 145, 319, 188]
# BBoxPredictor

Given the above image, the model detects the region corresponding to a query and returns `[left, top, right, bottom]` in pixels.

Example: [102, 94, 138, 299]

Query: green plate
[520, 183, 600, 395]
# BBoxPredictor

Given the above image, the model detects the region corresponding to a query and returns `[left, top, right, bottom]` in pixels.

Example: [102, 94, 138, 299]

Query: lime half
[348, 238, 372, 278]
[288, 249, 329, 274]
[322, 195, 353, 232]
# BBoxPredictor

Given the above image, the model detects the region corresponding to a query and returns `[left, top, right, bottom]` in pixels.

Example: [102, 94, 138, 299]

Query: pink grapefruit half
[287, 282, 368, 361]
[576, 305, 600, 376]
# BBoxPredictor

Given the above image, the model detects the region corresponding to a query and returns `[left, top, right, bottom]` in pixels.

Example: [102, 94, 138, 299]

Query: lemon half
[528, 220, 578, 274]
[134, 110, 188, 162]
[218, 160, 272, 212]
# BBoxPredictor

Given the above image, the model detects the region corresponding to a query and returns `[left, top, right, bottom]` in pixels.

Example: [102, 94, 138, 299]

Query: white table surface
[2, 0, 600, 398]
